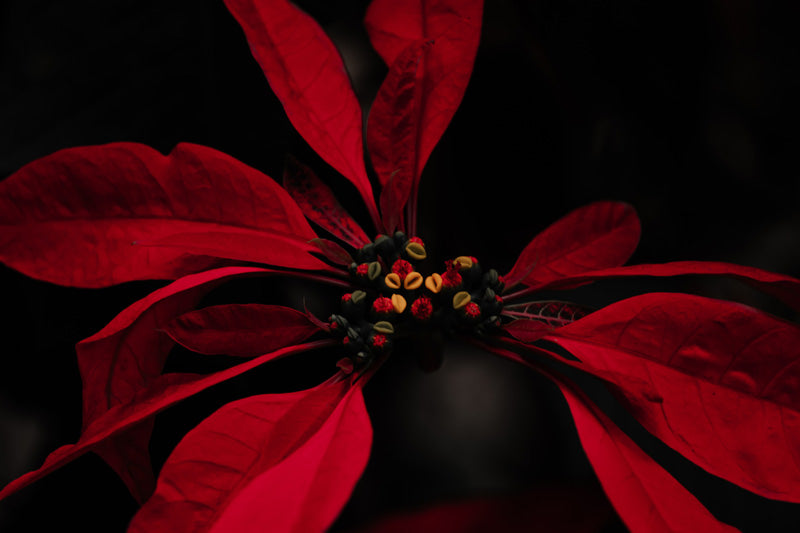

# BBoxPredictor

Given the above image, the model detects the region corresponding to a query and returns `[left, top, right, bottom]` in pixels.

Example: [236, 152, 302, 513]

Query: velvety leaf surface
[552, 371, 738, 533]
[309, 238, 354, 266]
[224, 0, 380, 228]
[164, 303, 322, 357]
[547, 292, 800, 503]
[134, 227, 333, 272]
[283, 157, 370, 248]
[0, 340, 336, 503]
[77, 266, 272, 502]
[353, 486, 616, 533]
[0, 143, 318, 287]
[505, 202, 641, 288]
[483, 344, 737, 532]
[365, 0, 483, 186]
[129, 378, 370, 533]
[502, 319, 552, 343]
[535, 261, 800, 311]
[0, 143, 316, 287]
[369, 40, 430, 233]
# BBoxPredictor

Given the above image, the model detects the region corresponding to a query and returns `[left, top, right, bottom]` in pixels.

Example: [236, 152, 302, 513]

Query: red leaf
[0, 143, 317, 287]
[135, 228, 335, 272]
[547, 292, 800, 503]
[534, 261, 800, 311]
[223, 0, 381, 229]
[505, 202, 641, 288]
[164, 303, 322, 357]
[354, 486, 616, 533]
[551, 370, 738, 533]
[128, 379, 370, 533]
[482, 343, 737, 532]
[365, 0, 483, 235]
[369, 40, 431, 232]
[76, 266, 273, 501]
[309, 238, 354, 266]
[502, 319, 552, 343]
[283, 157, 370, 248]
[0, 340, 336, 503]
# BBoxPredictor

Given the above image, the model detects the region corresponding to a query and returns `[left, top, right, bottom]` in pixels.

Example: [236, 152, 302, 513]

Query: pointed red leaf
[0, 340, 336, 503]
[309, 238, 354, 266]
[365, 0, 483, 235]
[164, 303, 322, 357]
[365, 2, 482, 175]
[283, 157, 370, 248]
[551, 370, 738, 533]
[483, 343, 737, 532]
[76, 266, 273, 501]
[505, 202, 641, 288]
[0, 143, 318, 287]
[128, 378, 371, 533]
[223, 0, 380, 229]
[534, 261, 800, 311]
[502, 319, 552, 343]
[369, 40, 431, 232]
[134, 227, 334, 272]
[546, 292, 800, 503]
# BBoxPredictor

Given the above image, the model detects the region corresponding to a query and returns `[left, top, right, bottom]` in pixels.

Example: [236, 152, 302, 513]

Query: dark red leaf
[0, 340, 336, 503]
[550, 370, 738, 533]
[223, 0, 381, 229]
[0, 143, 319, 287]
[534, 261, 800, 311]
[164, 303, 322, 357]
[76, 266, 273, 502]
[505, 202, 641, 288]
[547, 292, 800, 503]
[283, 157, 370, 248]
[353, 486, 616, 533]
[502, 319, 552, 343]
[134, 227, 334, 272]
[309, 238, 354, 266]
[365, 0, 483, 235]
[128, 378, 371, 533]
[369, 40, 431, 232]
[480, 343, 737, 533]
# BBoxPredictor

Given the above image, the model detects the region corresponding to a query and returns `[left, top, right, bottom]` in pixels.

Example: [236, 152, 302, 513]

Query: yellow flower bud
[385, 272, 402, 290]
[425, 273, 443, 293]
[404, 271, 423, 290]
[391, 294, 407, 313]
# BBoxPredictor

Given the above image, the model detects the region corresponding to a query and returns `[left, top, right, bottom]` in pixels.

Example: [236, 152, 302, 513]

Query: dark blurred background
[1, 0, 799, 531]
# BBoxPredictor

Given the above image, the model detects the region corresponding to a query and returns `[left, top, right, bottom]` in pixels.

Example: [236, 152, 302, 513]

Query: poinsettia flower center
[329, 232, 505, 370]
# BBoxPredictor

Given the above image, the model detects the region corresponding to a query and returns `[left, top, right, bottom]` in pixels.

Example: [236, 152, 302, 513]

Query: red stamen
[465, 302, 481, 318]
[373, 297, 394, 314]
[441, 261, 462, 288]
[392, 259, 413, 280]
[356, 263, 369, 276]
[411, 297, 433, 320]
[372, 334, 387, 348]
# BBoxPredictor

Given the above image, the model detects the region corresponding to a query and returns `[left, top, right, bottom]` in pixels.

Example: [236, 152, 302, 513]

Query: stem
[502, 310, 574, 326]
[503, 285, 538, 302]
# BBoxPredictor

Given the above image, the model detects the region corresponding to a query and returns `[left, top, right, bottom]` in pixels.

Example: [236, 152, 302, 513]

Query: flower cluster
[332, 232, 505, 372]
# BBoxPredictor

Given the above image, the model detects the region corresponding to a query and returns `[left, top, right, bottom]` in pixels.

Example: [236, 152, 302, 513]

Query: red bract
[1, 1, 798, 532]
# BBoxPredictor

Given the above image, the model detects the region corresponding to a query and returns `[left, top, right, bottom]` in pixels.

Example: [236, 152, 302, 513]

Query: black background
[1, 0, 799, 531]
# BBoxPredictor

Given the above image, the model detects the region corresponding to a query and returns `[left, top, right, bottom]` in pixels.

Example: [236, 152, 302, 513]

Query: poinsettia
[1, 0, 799, 531]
